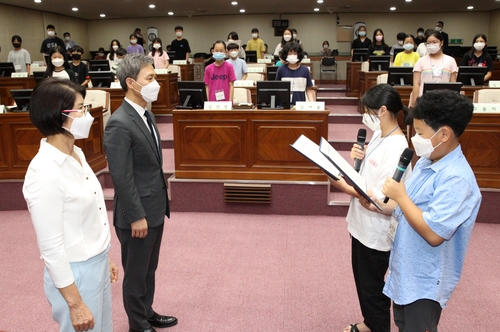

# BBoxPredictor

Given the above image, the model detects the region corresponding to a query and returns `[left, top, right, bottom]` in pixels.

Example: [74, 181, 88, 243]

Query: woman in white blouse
[23, 78, 118, 332]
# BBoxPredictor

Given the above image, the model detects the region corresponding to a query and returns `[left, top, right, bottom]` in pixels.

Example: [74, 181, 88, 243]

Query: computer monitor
[487, 46, 498, 59]
[89, 60, 110, 71]
[267, 66, 279, 81]
[246, 50, 257, 63]
[176, 81, 207, 109]
[393, 47, 405, 60]
[369, 55, 391, 71]
[89, 71, 114, 88]
[352, 48, 369, 62]
[387, 66, 414, 86]
[33, 71, 46, 84]
[256, 81, 290, 110]
[0, 62, 16, 77]
[457, 66, 488, 86]
[9, 89, 33, 111]
[423, 82, 462, 94]
[167, 51, 176, 60]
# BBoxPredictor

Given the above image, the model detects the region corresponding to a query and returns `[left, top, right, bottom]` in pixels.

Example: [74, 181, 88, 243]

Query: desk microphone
[354, 128, 367, 172]
[384, 148, 414, 203]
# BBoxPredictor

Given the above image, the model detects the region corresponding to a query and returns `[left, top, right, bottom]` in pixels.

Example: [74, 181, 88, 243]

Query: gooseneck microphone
[354, 128, 367, 172]
[384, 148, 414, 203]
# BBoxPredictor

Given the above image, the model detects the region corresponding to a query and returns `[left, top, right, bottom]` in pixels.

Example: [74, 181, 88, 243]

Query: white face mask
[474, 42, 485, 51]
[397, 40, 404, 46]
[112, 45, 119, 51]
[286, 55, 299, 64]
[153, 43, 161, 49]
[134, 80, 161, 103]
[47, 31, 55, 37]
[176, 31, 183, 37]
[426, 43, 441, 54]
[435, 26, 442, 32]
[410, 128, 442, 158]
[51, 58, 65, 67]
[403, 43, 414, 51]
[252, 33, 258, 39]
[293, 34, 298, 39]
[362, 112, 381, 132]
[418, 32, 424, 37]
[283, 35, 292, 42]
[130, 39, 137, 45]
[64, 37, 70, 42]
[323, 45, 329, 49]
[63, 112, 94, 140]
[229, 51, 239, 58]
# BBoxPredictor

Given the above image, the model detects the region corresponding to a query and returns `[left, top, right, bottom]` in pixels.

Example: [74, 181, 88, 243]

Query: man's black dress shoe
[148, 312, 178, 328]
[129, 328, 156, 332]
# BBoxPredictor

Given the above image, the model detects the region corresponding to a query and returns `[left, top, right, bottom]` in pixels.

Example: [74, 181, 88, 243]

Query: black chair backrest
[322, 57, 336, 66]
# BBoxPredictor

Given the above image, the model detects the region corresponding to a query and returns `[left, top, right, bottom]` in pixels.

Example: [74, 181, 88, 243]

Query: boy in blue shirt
[362, 90, 482, 332]
[226, 43, 248, 81]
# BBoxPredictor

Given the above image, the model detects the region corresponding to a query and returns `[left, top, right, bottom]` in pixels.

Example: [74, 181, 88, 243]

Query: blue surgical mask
[403, 43, 414, 51]
[359, 31, 366, 37]
[213, 52, 225, 61]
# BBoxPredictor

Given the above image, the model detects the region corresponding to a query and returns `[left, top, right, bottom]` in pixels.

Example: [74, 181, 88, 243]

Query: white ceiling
[1, 0, 500, 20]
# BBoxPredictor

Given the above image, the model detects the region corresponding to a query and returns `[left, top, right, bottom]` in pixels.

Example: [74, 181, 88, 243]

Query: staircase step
[317, 96, 359, 106]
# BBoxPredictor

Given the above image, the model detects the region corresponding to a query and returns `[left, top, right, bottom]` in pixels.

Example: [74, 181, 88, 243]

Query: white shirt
[23, 139, 110, 288]
[52, 69, 70, 80]
[124, 97, 158, 146]
[345, 130, 411, 251]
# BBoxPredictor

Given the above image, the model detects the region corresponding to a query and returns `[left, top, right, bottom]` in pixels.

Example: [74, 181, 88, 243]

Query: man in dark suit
[436, 21, 449, 49]
[104, 53, 177, 332]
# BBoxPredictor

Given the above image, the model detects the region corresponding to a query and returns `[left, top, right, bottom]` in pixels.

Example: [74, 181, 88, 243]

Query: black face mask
[72, 54, 82, 60]
[13, 43, 21, 48]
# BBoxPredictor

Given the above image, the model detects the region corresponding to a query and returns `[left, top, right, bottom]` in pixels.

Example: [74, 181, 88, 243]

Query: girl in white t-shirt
[330, 84, 412, 332]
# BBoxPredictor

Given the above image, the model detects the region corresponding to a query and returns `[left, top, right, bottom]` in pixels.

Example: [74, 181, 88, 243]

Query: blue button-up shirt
[383, 145, 481, 308]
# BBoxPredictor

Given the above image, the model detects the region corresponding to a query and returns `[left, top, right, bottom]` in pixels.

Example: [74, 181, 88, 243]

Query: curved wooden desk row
[173, 109, 330, 181]
[0, 107, 106, 179]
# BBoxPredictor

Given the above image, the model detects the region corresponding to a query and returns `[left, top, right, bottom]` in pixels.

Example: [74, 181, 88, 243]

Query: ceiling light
[240, 8, 245, 12]
[34, 0, 41, 3]
[405, 0, 411, 2]
[149, 4, 155, 8]
[317, 0, 324, 3]
[390, 6, 396, 10]
[72, 7, 78, 11]
[467, 5, 473, 9]
[231, 1, 238, 4]
[100, 13, 106, 17]
[168, 11, 174, 15]
[314, 8, 320, 11]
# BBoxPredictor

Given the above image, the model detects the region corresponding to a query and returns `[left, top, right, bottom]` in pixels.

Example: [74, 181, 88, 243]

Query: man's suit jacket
[104, 100, 169, 229]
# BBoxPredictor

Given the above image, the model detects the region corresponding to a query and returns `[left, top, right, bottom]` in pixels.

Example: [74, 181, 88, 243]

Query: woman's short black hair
[280, 42, 304, 63]
[29, 78, 86, 137]
[12, 35, 22, 43]
[361, 84, 410, 124]
[412, 90, 473, 137]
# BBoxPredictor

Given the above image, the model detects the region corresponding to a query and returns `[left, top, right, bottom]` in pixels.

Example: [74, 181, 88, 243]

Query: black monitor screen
[352, 48, 369, 62]
[89, 71, 114, 88]
[167, 51, 177, 60]
[10, 89, 33, 111]
[487, 46, 498, 59]
[423, 82, 462, 94]
[257, 81, 290, 110]
[393, 47, 405, 59]
[267, 66, 279, 81]
[177, 81, 207, 109]
[89, 60, 110, 71]
[457, 66, 488, 86]
[369, 55, 391, 71]
[0, 62, 16, 77]
[387, 66, 414, 86]
[246, 51, 257, 63]
[33, 71, 45, 84]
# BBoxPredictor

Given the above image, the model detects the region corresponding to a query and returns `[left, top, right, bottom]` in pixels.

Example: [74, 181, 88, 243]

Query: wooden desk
[0, 77, 36, 106]
[179, 64, 195, 81]
[0, 107, 107, 179]
[173, 109, 329, 181]
[358, 71, 387, 112]
[239, 85, 319, 105]
[346, 62, 362, 97]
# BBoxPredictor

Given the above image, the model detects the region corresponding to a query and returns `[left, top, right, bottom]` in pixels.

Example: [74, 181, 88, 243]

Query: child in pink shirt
[204, 40, 236, 102]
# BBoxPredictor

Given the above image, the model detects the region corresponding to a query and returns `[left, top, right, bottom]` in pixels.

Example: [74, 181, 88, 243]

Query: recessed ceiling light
[149, 4, 155, 8]
[467, 5, 474, 9]
[100, 13, 106, 17]
[72, 7, 78, 11]
[390, 6, 396, 10]
[34, 0, 41, 3]
[231, 1, 238, 5]
[168, 11, 174, 15]
[317, 0, 324, 3]
[240, 8, 245, 12]
[314, 8, 320, 11]
[405, 0, 411, 2]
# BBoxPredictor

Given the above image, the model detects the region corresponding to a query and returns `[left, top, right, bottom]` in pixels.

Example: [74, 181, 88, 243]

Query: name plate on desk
[473, 103, 500, 113]
[234, 80, 255, 87]
[11, 72, 28, 78]
[0, 105, 6, 113]
[257, 59, 272, 64]
[301, 58, 311, 63]
[248, 67, 264, 73]
[489, 81, 500, 88]
[155, 69, 170, 74]
[295, 101, 326, 110]
[173, 60, 187, 65]
[204, 101, 233, 110]
[110, 82, 122, 89]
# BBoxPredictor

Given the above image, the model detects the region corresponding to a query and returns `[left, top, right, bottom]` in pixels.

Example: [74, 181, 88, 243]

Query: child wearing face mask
[226, 43, 248, 80]
[44, 46, 77, 83]
[203, 40, 236, 102]
[111, 48, 127, 77]
[148, 38, 169, 69]
[460, 33, 493, 82]
[227, 31, 246, 60]
[274, 29, 293, 58]
[368, 28, 391, 56]
[170, 25, 191, 61]
[94, 47, 107, 60]
[246, 28, 266, 60]
[107, 39, 121, 61]
[40, 24, 65, 62]
[320, 41, 332, 56]
[415, 28, 425, 46]
[126, 34, 144, 54]
[8, 35, 31, 73]
[390, 32, 407, 59]
[393, 35, 420, 67]
[351, 26, 372, 59]
[411, 30, 458, 108]
[275, 42, 315, 106]
[329, 84, 411, 332]
[69, 45, 90, 87]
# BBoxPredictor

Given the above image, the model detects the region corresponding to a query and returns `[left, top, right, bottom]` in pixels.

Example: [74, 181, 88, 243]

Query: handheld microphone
[354, 128, 367, 172]
[383, 148, 414, 203]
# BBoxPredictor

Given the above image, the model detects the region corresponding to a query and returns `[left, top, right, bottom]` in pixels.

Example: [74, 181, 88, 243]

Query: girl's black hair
[372, 28, 387, 45]
[279, 42, 304, 63]
[228, 31, 239, 40]
[465, 33, 488, 58]
[213, 40, 227, 50]
[44, 46, 69, 78]
[360, 84, 410, 125]
[280, 29, 293, 48]
[109, 39, 121, 60]
[425, 30, 444, 43]
[151, 37, 164, 57]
